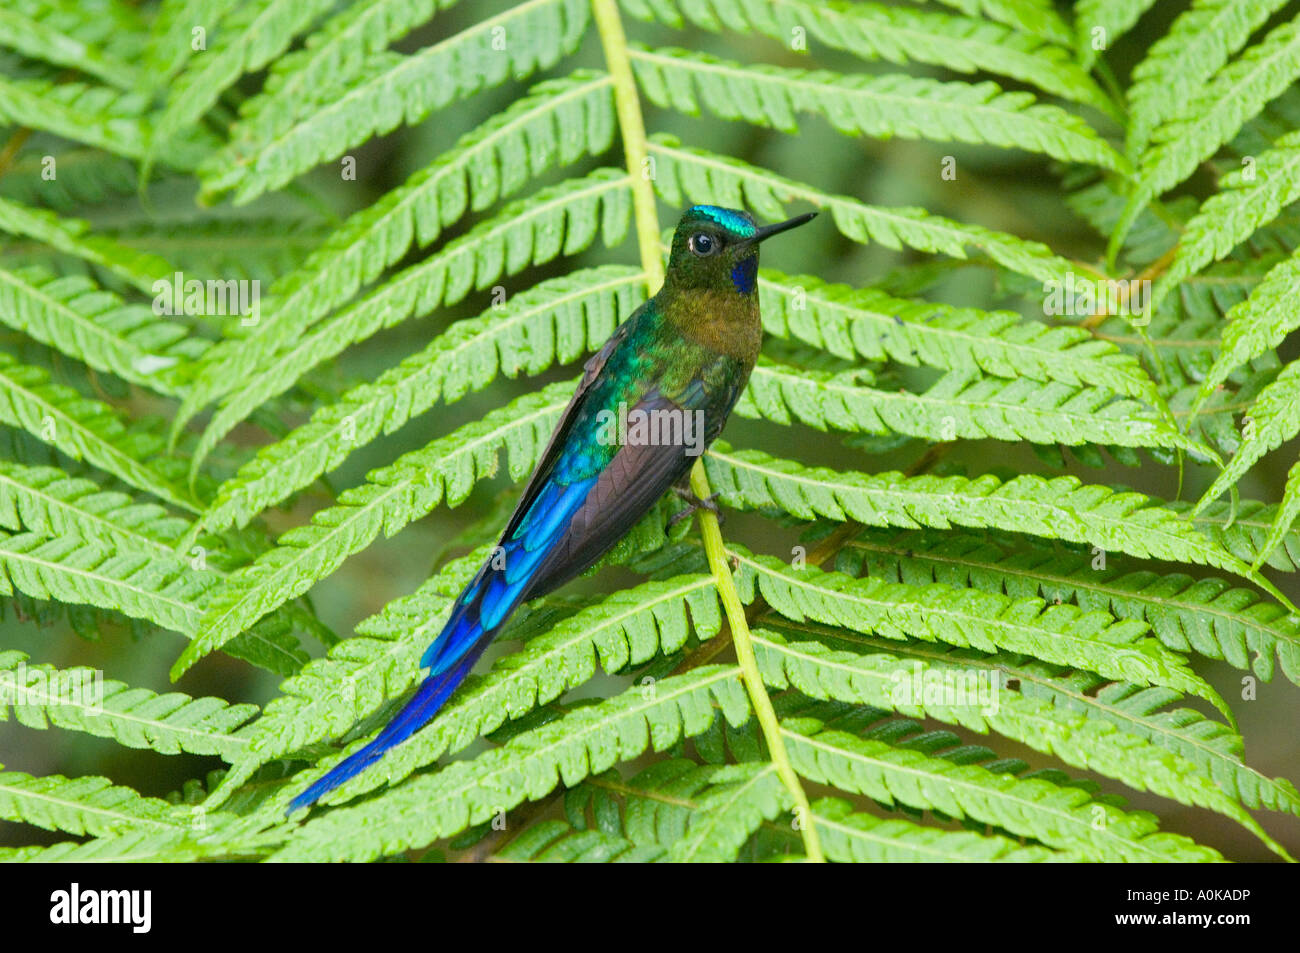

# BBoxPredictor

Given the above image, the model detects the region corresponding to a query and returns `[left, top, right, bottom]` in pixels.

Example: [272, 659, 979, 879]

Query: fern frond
[0, 196, 176, 295]
[629, 46, 1126, 171]
[0, 146, 137, 212]
[178, 167, 631, 433]
[141, 0, 242, 87]
[0, 460, 188, 556]
[811, 796, 1062, 862]
[0, 353, 195, 512]
[175, 382, 577, 678]
[0, 650, 256, 760]
[0, 519, 307, 675]
[842, 529, 1300, 686]
[1014, 669, 1300, 817]
[1258, 461, 1300, 571]
[732, 547, 1227, 715]
[209, 0, 457, 176]
[201, 0, 589, 200]
[1114, 18, 1300, 257]
[192, 267, 634, 504]
[760, 270, 1158, 402]
[0, 266, 202, 396]
[912, 0, 1071, 45]
[666, 763, 789, 862]
[755, 628, 1289, 856]
[621, 0, 1114, 115]
[1189, 497, 1300, 573]
[704, 445, 1269, 589]
[0, 2, 139, 88]
[0, 766, 183, 837]
[741, 360, 1194, 453]
[650, 137, 1079, 285]
[206, 63, 612, 209]
[0, 827, 271, 863]
[100, 216, 328, 283]
[783, 719, 1220, 861]
[496, 819, 667, 861]
[1073, 0, 1160, 69]
[272, 667, 748, 861]
[149, 0, 337, 155]
[1154, 131, 1300, 310]
[1195, 359, 1300, 513]
[0, 530, 209, 636]
[1125, 0, 1290, 157]
[1187, 251, 1300, 419]
[0, 78, 154, 163]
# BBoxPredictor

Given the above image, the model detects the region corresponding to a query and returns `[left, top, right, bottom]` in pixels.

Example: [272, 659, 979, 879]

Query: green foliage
[0, 0, 1296, 865]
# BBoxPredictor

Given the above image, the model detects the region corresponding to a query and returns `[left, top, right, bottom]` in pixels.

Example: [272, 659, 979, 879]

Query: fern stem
[590, 0, 824, 862]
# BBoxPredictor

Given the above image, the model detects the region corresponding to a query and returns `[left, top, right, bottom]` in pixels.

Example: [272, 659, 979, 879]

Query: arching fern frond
[731, 546, 1227, 714]
[841, 528, 1300, 686]
[621, 0, 1114, 115]
[0, 650, 256, 760]
[0, 353, 194, 512]
[1125, 0, 1290, 158]
[0, 460, 189, 556]
[197, 0, 589, 201]
[740, 360, 1194, 453]
[650, 137, 1079, 285]
[630, 46, 1126, 172]
[704, 445, 1269, 589]
[811, 796, 1061, 862]
[782, 718, 1220, 861]
[0, 265, 200, 397]
[149, 0, 337, 158]
[1113, 18, 1300, 258]
[0, 766, 185, 838]
[1153, 131, 1300, 311]
[753, 628, 1289, 856]
[759, 270, 1159, 402]
[1194, 359, 1300, 514]
[207, 0, 459, 179]
[177, 167, 631, 434]
[1187, 250, 1300, 421]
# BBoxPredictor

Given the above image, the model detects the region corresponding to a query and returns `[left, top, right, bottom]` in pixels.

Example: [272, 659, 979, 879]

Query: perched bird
[289, 204, 816, 813]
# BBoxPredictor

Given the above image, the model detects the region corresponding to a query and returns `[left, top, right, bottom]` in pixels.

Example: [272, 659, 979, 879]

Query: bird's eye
[688, 232, 718, 256]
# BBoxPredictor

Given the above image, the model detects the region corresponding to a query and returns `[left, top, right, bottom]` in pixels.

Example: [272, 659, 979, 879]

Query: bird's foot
[668, 486, 724, 527]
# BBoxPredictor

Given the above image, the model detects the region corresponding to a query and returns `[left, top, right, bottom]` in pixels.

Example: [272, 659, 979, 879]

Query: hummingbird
[288, 204, 817, 813]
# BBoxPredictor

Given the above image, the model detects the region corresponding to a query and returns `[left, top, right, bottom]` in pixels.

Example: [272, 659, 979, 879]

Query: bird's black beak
[745, 211, 817, 249]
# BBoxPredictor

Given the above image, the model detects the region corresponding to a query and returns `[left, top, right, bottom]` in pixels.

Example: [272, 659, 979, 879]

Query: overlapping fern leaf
[0, 0, 1297, 865]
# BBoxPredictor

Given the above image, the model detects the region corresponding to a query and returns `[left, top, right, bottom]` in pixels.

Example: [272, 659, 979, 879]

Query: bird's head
[665, 205, 817, 296]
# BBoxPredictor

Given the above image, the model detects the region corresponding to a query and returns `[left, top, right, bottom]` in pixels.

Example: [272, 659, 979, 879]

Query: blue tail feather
[287, 474, 596, 815]
[287, 650, 480, 814]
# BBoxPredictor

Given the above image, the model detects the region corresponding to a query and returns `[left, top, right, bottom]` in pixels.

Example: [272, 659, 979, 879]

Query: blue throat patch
[731, 256, 758, 294]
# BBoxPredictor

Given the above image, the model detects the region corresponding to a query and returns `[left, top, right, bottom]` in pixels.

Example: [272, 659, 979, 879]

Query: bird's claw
[668, 487, 724, 527]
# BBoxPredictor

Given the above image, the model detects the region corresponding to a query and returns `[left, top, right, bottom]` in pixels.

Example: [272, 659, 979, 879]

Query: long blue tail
[287, 473, 598, 814]
[286, 570, 502, 814]
[286, 651, 480, 813]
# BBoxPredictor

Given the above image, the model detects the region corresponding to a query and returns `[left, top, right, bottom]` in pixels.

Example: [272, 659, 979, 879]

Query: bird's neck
[656, 284, 762, 365]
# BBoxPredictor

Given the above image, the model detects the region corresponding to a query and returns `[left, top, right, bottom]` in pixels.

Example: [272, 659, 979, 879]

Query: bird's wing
[520, 386, 708, 599]
[495, 316, 633, 545]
